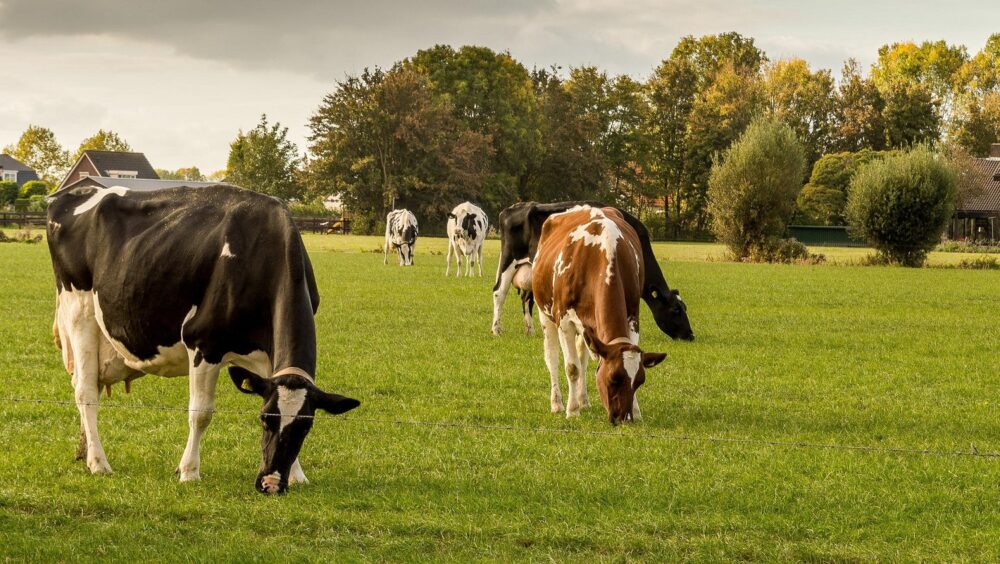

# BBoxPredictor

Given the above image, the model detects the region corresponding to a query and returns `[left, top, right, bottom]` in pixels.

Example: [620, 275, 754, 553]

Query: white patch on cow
[277, 386, 307, 433]
[623, 350, 641, 384]
[220, 241, 235, 258]
[567, 210, 622, 285]
[553, 252, 570, 278]
[73, 186, 129, 216]
[562, 308, 584, 334]
[628, 318, 640, 346]
[224, 350, 273, 377]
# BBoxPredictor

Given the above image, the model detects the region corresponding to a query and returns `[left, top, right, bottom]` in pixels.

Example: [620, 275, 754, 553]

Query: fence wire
[4, 396, 999, 460]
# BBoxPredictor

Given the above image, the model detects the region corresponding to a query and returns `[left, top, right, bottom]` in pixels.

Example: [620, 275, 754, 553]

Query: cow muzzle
[256, 471, 287, 495]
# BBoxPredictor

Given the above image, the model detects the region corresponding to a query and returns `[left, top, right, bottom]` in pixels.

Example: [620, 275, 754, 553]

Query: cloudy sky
[1, 0, 997, 173]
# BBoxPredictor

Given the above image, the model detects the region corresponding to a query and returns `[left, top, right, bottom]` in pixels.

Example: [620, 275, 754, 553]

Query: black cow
[47, 184, 360, 495]
[491, 201, 694, 340]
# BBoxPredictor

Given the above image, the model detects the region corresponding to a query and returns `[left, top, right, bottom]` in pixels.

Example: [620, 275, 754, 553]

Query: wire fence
[5, 396, 1000, 460]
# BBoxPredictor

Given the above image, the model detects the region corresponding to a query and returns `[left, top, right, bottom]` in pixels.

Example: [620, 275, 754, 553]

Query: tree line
[5, 32, 999, 237]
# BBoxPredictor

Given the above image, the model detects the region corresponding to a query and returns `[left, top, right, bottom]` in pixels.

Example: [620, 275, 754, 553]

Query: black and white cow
[445, 201, 488, 277]
[491, 201, 694, 341]
[47, 184, 360, 495]
[384, 209, 418, 266]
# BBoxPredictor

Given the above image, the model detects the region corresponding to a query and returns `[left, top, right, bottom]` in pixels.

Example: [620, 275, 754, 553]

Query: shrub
[845, 146, 957, 267]
[19, 180, 50, 198]
[956, 256, 1000, 270]
[287, 200, 335, 217]
[708, 117, 806, 261]
[744, 238, 825, 264]
[27, 195, 48, 212]
[0, 181, 18, 207]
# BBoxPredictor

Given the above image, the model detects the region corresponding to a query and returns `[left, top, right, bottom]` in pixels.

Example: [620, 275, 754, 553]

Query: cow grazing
[532, 205, 668, 424]
[445, 202, 489, 277]
[491, 201, 694, 341]
[47, 184, 360, 494]
[384, 209, 418, 266]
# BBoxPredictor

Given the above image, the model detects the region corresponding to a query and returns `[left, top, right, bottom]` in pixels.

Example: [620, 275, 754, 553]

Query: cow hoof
[525, 327, 534, 337]
[178, 469, 201, 482]
[566, 406, 581, 418]
[88, 458, 113, 475]
[551, 402, 564, 414]
[491, 325, 502, 336]
[289, 473, 309, 485]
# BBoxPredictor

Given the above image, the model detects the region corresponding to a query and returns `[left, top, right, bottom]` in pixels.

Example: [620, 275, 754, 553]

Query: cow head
[460, 213, 479, 240]
[584, 328, 667, 425]
[230, 367, 360, 494]
[649, 288, 694, 341]
[400, 224, 417, 266]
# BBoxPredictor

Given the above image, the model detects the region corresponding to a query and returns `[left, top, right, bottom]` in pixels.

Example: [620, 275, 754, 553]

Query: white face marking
[277, 386, 307, 433]
[220, 241, 235, 258]
[623, 350, 641, 384]
[73, 186, 129, 216]
[629, 318, 640, 346]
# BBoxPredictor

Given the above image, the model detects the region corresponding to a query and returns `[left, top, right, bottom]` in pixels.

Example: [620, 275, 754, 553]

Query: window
[2, 171, 16, 182]
[108, 170, 138, 179]
[80, 172, 90, 178]
[111, 173, 137, 179]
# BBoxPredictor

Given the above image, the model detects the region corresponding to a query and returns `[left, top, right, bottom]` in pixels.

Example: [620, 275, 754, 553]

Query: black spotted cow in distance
[47, 184, 360, 495]
[384, 209, 418, 266]
[491, 201, 694, 341]
[446, 201, 489, 277]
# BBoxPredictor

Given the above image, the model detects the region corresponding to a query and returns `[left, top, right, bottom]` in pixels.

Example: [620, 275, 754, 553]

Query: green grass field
[2, 234, 1000, 560]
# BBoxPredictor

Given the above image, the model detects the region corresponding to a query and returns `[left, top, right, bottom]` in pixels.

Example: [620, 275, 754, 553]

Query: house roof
[956, 157, 1000, 215]
[53, 176, 233, 196]
[82, 150, 159, 179]
[0, 154, 36, 172]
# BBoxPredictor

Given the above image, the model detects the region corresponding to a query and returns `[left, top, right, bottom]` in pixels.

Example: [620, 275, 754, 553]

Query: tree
[19, 180, 50, 198]
[646, 32, 767, 237]
[0, 181, 19, 207]
[156, 167, 206, 181]
[3, 125, 70, 185]
[227, 115, 303, 201]
[796, 149, 892, 225]
[845, 146, 957, 266]
[707, 117, 806, 260]
[950, 92, 1000, 156]
[764, 59, 836, 170]
[74, 129, 131, 160]
[308, 67, 492, 231]
[882, 80, 940, 147]
[405, 45, 540, 202]
[684, 64, 767, 233]
[832, 60, 887, 152]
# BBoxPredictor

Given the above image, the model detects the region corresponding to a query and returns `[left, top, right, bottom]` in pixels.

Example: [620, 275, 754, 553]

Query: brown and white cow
[532, 205, 667, 424]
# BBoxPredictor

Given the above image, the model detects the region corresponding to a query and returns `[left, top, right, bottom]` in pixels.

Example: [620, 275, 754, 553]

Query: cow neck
[269, 252, 318, 377]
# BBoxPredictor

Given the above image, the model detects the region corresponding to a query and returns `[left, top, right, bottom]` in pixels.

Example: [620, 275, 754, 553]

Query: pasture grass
[2, 235, 1000, 560]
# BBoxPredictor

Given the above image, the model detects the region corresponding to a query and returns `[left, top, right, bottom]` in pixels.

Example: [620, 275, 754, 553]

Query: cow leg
[178, 351, 220, 482]
[520, 291, 535, 336]
[383, 238, 389, 265]
[631, 395, 642, 420]
[477, 245, 484, 277]
[575, 334, 591, 408]
[540, 313, 563, 413]
[558, 322, 584, 417]
[289, 458, 309, 485]
[75, 420, 87, 461]
[491, 260, 516, 335]
[445, 240, 453, 276]
[62, 294, 112, 474]
[464, 252, 472, 277]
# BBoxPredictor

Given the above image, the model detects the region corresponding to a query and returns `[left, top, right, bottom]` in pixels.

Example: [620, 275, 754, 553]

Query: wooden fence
[292, 216, 352, 234]
[0, 211, 46, 228]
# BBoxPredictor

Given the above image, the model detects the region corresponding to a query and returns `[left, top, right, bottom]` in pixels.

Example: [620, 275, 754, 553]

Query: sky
[1, 0, 998, 173]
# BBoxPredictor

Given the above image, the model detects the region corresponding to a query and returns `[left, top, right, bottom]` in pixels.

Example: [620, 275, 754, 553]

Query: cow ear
[641, 351, 668, 369]
[312, 390, 361, 415]
[448, 212, 457, 219]
[583, 326, 610, 358]
[229, 367, 272, 396]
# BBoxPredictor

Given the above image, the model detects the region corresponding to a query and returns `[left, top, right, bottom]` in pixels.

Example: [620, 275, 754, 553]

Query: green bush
[845, 146, 957, 267]
[0, 181, 18, 207]
[27, 195, 48, 212]
[287, 200, 336, 217]
[708, 117, 806, 261]
[796, 149, 895, 225]
[19, 180, 50, 198]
